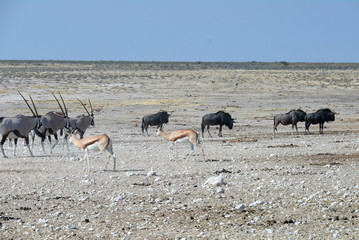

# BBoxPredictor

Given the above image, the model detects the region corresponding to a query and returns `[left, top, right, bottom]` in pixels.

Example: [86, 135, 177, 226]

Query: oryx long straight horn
[77, 98, 90, 116]
[18, 91, 36, 116]
[52, 92, 66, 117]
[59, 92, 69, 117]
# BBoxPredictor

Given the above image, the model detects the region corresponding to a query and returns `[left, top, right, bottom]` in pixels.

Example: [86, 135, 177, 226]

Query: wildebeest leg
[291, 124, 295, 135]
[296, 123, 299, 134]
[305, 122, 310, 135]
[13, 138, 18, 157]
[218, 125, 223, 137]
[1, 134, 9, 158]
[206, 125, 213, 137]
[24, 136, 34, 157]
[319, 123, 323, 134]
[273, 119, 280, 136]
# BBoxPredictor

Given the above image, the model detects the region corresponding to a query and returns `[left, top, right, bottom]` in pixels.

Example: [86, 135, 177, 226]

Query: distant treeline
[0, 60, 358, 71]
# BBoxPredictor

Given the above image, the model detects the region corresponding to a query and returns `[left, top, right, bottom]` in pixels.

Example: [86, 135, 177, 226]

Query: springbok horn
[77, 98, 90, 116]
[29, 95, 39, 117]
[18, 91, 36, 116]
[58, 92, 68, 118]
[52, 92, 66, 117]
[88, 98, 93, 115]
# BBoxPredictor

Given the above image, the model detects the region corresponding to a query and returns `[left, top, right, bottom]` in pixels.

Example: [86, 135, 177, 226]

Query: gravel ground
[1, 62, 359, 239]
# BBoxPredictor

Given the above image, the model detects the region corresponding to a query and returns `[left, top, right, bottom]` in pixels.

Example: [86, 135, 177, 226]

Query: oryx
[31, 92, 71, 154]
[62, 98, 94, 150]
[0, 92, 43, 158]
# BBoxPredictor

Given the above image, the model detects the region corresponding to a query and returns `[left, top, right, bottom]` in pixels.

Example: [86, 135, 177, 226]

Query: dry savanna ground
[1, 61, 359, 239]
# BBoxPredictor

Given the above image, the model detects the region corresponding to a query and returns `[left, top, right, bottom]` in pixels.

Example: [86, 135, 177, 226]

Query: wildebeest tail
[201, 118, 205, 134]
[141, 117, 145, 134]
[273, 117, 278, 132]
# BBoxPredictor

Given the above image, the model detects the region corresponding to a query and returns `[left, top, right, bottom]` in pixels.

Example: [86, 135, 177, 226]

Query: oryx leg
[30, 130, 35, 151]
[1, 134, 9, 158]
[40, 137, 47, 154]
[62, 133, 70, 151]
[79, 130, 85, 139]
[50, 134, 59, 153]
[24, 136, 34, 157]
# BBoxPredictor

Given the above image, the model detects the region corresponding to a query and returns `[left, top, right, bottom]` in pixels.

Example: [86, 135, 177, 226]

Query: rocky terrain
[1, 61, 359, 239]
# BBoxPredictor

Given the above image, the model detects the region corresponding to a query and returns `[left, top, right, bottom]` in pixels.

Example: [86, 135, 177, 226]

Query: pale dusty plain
[1, 62, 359, 239]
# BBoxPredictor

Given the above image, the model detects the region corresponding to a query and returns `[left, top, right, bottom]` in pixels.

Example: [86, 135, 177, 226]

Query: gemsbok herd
[1, 92, 338, 173]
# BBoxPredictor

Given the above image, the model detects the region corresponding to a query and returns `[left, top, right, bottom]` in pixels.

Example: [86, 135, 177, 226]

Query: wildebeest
[305, 108, 336, 134]
[141, 111, 170, 136]
[273, 109, 306, 136]
[201, 111, 235, 137]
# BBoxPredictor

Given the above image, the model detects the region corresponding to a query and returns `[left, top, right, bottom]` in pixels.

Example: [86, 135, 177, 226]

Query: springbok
[155, 127, 205, 161]
[69, 132, 116, 172]
[32, 92, 70, 153]
[0, 92, 43, 158]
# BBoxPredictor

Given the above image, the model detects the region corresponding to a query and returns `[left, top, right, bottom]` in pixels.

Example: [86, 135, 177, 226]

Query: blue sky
[0, 0, 358, 62]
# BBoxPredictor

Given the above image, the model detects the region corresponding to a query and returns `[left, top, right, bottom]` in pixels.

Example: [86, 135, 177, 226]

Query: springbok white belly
[175, 137, 189, 143]
[87, 142, 100, 151]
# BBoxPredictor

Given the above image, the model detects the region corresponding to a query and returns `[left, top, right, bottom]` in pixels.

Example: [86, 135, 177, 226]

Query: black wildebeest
[141, 111, 170, 136]
[201, 111, 235, 137]
[305, 108, 336, 134]
[273, 109, 306, 136]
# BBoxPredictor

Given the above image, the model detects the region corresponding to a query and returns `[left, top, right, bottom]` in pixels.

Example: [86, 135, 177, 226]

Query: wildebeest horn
[29, 95, 39, 117]
[18, 91, 36, 116]
[52, 92, 66, 117]
[77, 98, 90, 116]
